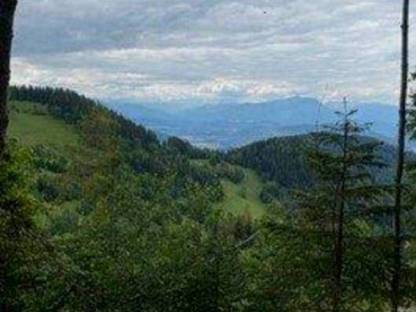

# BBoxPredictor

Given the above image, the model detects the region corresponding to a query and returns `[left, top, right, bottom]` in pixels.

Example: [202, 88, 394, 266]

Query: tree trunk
[333, 105, 349, 312]
[392, 0, 409, 311]
[0, 2, 18, 310]
[0, 0, 18, 158]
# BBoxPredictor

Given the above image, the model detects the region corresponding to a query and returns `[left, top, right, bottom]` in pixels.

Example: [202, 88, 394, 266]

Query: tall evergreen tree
[298, 107, 385, 311]
[392, 1, 410, 311]
[0, 0, 18, 157]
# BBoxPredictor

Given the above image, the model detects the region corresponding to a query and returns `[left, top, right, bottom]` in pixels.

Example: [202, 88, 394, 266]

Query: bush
[32, 145, 68, 173]
[37, 175, 60, 202]
[217, 163, 245, 184]
[260, 182, 281, 204]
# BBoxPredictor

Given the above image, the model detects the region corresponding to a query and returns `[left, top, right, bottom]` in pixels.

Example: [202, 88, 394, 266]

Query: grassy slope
[8, 101, 83, 229]
[9, 101, 80, 149]
[218, 168, 267, 219]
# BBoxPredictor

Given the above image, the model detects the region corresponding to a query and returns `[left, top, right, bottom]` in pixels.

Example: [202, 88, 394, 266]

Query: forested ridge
[226, 134, 398, 190]
[2, 86, 267, 310]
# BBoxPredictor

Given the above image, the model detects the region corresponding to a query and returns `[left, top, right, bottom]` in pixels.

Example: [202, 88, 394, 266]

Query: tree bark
[0, 2, 17, 310]
[0, 0, 18, 158]
[333, 104, 349, 312]
[392, 0, 409, 311]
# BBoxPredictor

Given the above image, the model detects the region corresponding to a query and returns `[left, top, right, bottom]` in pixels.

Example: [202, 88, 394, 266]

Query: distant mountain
[180, 97, 333, 124]
[106, 102, 174, 141]
[108, 97, 398, 150]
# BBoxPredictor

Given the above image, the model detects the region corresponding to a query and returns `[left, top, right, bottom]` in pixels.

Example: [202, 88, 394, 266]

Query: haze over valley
[108, 97, 398, 149]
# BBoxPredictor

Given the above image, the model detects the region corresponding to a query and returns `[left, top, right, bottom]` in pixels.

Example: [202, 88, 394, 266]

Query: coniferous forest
[1, 1, 416, 311]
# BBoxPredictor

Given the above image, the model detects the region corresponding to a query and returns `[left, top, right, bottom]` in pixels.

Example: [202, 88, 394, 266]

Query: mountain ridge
[108, 97, 398, 149]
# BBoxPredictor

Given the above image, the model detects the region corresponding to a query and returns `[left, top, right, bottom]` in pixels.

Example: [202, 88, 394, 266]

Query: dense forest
[226, 134, 398, 195]
[0, 85, 414, 311]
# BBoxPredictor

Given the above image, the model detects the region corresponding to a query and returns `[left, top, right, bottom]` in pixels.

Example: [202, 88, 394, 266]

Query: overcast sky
[10, 0, 416, 106]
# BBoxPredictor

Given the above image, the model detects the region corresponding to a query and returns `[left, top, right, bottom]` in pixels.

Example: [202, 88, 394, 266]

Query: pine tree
[298, 106, 386, 311]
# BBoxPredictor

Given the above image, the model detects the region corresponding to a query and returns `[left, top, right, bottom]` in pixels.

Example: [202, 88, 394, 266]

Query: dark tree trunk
[333, 104, 349, 312]
[392, 1, 409, 311]
[333, 201, 345, 312]
[0, 0, 18, 158]
[0, 2, 17, 310]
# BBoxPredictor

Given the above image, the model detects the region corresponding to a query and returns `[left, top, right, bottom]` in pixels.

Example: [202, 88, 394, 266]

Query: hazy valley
[108, 97, 398, 149]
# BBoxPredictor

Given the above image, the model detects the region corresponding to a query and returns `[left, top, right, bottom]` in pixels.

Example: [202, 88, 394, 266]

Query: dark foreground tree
[297, 108, 386, 311]
[392, 1, 410, 311]
[0, 0, 18, 157]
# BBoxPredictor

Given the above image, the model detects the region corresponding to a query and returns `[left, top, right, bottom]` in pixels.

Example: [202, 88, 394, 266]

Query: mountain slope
[7, 88, 273, 310]
[9, 101, 80, 149]
[219, 168, 269, 219]
[8, 87, 270, 220]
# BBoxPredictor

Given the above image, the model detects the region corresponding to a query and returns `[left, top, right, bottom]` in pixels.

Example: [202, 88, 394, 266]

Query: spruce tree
[297, 106, 386, 311]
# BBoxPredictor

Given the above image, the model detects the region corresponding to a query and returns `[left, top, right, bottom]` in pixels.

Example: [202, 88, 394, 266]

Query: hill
[5, 86, 278, 309]
[8, 86, 270, 221]
[226, 134, 397, 190]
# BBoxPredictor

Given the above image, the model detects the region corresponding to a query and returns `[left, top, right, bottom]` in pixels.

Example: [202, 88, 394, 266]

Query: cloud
[11, 57, 297, 103]
[11, 0, 416, 105]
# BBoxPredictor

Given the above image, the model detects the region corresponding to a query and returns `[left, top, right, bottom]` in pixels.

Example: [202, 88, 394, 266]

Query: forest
[1, 0, 416, 311]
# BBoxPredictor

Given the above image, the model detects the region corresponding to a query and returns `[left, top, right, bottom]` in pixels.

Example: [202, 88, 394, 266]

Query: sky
[10, 0, 416, 106]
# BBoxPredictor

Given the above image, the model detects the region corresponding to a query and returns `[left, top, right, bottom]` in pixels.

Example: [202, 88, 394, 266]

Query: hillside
[5, 87, 282, 309]
[9, 92, 395, 218]
[8, 91, 396, 218]
[227, 134, 397, 190]
[8, 87, 271, 221]
[9, 101, 80, 149]
[220, 169, 268, 219]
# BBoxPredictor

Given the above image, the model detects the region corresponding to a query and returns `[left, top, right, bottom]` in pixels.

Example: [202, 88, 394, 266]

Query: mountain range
[107, 97, 399, 149]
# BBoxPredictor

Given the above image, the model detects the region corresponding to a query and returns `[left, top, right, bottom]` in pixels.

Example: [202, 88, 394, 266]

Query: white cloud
[11, 0, 416, 105]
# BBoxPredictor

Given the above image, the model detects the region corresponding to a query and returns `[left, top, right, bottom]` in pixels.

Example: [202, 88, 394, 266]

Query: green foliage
[260, 182, 281, 204]
[5, 87, 257, 310]
[0, 143, 53, 310]
[217, 162, 246, 184]
[227, 135, 312, 189]
[32, 145, 69, 173]
[5, 86, 414, 311]
[293, 112, 392, 310]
